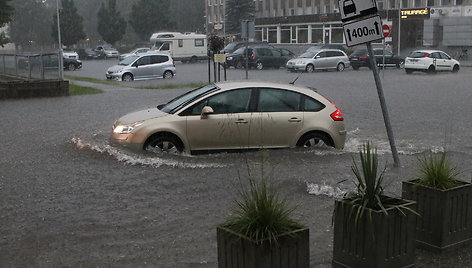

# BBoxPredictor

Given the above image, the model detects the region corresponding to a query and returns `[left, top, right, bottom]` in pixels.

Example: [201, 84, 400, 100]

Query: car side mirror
[315, 55, 321, 59]
[200, 106, 214, 119]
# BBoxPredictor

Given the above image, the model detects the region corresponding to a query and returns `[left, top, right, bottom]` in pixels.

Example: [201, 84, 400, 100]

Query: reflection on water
[306, 182, 348, 199]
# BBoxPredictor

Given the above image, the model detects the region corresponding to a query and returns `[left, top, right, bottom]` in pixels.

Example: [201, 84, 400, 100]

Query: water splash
[306, 182, 347, 199]
[71, 137, 225, 169]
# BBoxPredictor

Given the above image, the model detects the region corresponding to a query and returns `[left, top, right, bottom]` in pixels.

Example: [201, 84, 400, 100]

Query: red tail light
[172, 60, 175, 67]
[330, 109, 344, 121]
[359, 56, 368, 59]
[251, 51, 255, 60]
[424, 53, 430, 57]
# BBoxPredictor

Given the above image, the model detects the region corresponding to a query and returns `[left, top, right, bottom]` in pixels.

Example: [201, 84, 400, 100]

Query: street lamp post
[56, 0, 63, 80]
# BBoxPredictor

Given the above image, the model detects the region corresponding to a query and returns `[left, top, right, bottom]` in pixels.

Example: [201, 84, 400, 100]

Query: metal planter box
[402, 180, 472, 252]
[217, 226, 309, 268]
[332, 198, 416, 268]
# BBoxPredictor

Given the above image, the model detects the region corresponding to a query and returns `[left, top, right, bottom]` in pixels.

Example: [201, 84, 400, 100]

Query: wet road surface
[1, 65, 472, 267]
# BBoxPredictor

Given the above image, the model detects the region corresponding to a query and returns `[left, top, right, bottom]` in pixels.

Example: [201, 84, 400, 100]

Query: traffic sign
[339, 0, 378, 22]
[343, 15, 383, 47]
[382, 24, 391, 37]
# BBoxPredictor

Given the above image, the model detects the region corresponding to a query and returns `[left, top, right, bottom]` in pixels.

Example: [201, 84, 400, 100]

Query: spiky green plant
[222, 176, 304, 246]
[348, 142, 388, 222]
[416, 152, 460, 190]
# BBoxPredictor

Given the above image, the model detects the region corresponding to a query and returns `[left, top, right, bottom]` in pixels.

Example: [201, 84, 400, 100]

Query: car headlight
[113, 121, 143, 134]
[227, 56, 233, 61]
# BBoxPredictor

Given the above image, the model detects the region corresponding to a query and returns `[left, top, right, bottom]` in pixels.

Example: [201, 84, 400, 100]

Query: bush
[416, 152, 460, 190]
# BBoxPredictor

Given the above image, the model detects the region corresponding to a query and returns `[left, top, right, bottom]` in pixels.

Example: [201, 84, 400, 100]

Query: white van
[150, 32, 207, 63]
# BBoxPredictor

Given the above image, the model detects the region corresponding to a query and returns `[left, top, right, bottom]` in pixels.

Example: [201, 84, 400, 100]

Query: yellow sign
[401, 8, 430, 19]
[214, 54, 226, 63]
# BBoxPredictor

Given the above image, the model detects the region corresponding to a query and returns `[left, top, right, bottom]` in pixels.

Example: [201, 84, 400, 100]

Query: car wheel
[336, 63, 345, 72]
[256, 61, 264, 70]
[305, 64, 314, 72]
[427, 65, 436, 74]
[67, 63, 76, 71]
[452, 64, 460, 73]
[122, 73, 133, 81]
[163, 70, 174, 79]
[352, 66, 359, 70]
[145, 134, 183, 154]
[405, 68, 413, 74]
[297, 132, 334, 149]
[235, 60, 244, 69]
[396, 60, 405, 69]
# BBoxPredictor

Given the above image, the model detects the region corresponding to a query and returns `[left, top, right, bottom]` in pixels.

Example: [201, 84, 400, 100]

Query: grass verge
[65, 75, 119, 86]
[69, 83, 103, 96]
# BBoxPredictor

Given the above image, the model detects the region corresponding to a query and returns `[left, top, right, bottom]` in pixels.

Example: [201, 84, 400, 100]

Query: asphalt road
[1, 61, 472, 267]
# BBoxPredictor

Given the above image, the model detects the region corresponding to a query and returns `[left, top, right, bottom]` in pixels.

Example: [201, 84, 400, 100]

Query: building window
[414, 0, 421, 7]
[208, 0, 212, 6]
[268, 27, 277, 43]
[402, 0, 408, 8]
[311, 27, 323, 43]
[298, 26, 309, 43]
[427, 0, 435, 6]
[178, 40, 183, 47]
[331, 27, 344, 43]
[281, 26, 291, 43]
[441, 0, 451, 5]
[378, 0, 384, 9]
[195, 39, 204, 47]
[390, 0, 397, 8]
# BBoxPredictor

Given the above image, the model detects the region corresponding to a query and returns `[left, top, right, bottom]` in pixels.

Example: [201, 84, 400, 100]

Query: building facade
[206, 0, 472, 54]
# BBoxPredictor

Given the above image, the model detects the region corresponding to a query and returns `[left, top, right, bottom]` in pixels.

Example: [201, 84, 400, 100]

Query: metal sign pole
[366, 42, 400, 167]
[245, 21, 249, 80]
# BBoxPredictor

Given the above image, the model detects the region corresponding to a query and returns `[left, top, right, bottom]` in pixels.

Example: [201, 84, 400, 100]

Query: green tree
[129, 0, 171, 40]
[51, 0, 86, 46]
[97, 0, 127, 45]
[225, 0, 255, 35]
[0, 0, 13, 47]
[9, 0, 53, 50]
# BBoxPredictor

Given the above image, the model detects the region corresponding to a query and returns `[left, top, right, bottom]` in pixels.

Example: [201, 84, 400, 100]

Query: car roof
[214, 81, 319, 97]
[410, 50, 443, 53]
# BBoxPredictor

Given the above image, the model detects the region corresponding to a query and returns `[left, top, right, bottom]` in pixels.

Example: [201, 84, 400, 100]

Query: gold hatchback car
[111, 81, 347, 154]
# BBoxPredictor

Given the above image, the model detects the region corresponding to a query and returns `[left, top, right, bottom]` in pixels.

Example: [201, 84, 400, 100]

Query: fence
[0, 53, 62, 81]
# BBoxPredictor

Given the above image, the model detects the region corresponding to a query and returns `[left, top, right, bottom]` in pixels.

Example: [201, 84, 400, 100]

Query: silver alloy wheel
[163, 70, 173, 79]
[337, 63, 345, 71]
[68, 63, 76, 71]
[122, 73, 133, 81]
[256, 61, 263, 70]
[306, 64, 314, 72]
[301, 137, 329, 148]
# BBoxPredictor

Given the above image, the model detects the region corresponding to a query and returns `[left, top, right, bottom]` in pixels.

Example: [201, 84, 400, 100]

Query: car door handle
[288, 117, 302, 122]
[235, 119, 248, 124]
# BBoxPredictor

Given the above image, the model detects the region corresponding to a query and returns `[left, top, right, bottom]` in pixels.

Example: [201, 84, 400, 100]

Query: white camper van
[150, 32, 207, 63]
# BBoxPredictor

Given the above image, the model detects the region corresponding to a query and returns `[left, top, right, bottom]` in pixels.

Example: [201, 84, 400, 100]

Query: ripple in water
[71, 137, 226, 169]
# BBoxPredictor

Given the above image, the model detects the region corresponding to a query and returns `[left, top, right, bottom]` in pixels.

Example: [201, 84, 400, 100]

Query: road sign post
[339, 0, 400, 167]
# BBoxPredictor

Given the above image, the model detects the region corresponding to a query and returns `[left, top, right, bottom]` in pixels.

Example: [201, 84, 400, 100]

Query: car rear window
[408, 51, 429, 58]
[351, 49, 367, 56]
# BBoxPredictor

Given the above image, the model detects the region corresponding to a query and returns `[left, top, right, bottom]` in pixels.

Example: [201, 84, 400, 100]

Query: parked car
[226, 46, 293, 70]
[404, 50, 460, 74]
[286, 49, 350, 72]
[106, 53, 175, 81]
[119, 47, 150, 61]
[222, 41, 270, 54]
[62, 48, 79, 59]
[77, 48, 105, 60]
[96, 45, 119, 59]
[63, 57, 82, 71]
[110, 81, 346, 154]
[17, 53, 81, 71]
[349, 48, 404, 70]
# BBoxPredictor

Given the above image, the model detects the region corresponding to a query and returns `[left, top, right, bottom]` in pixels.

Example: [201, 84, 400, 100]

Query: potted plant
[333, 142, 417, 268]
[217, 176, 309, 268]
[402, 151, 472, 252]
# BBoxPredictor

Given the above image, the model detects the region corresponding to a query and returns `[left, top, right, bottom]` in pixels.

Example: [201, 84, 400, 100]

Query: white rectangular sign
[343, 15, 383, 47]
[338, 0, 378, 22]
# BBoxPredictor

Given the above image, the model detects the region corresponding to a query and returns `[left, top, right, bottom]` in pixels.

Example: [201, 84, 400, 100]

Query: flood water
[1, 67, 472, 267]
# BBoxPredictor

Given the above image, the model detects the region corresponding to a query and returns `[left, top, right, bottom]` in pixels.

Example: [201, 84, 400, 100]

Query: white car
[404, 50, 460, 74]
[119, 47, 150, 61]
[106, 53, 176, 81]
[62, 49, 79, 59]
[286, 49, 350, 72]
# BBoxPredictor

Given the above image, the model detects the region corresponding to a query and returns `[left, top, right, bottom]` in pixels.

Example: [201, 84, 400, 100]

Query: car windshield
[160, 84, 219, 114]
[119, 55, 139, 65]
[233, 47, 246, 55]
[408, 51, 429, 58]
[223, 43, 238, 52]
[300, 51, 316, 58]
